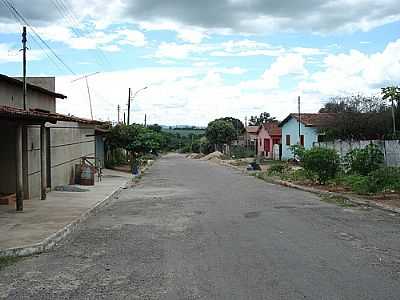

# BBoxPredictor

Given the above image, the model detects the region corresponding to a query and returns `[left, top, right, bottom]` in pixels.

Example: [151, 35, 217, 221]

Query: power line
[2, 0, 77, 75]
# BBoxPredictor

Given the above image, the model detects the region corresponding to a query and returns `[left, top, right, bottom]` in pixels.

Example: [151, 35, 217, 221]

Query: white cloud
[241, 53, 308, 90]
[299, 39, 400, 96]
[117, 29, 147, 47]
[0, 43, 44, 63]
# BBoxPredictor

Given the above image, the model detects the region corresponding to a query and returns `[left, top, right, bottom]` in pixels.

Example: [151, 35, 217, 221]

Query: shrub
[301, 147, 340, 184]
[367, 167, 400, 193]
[231, 145, 255, 159]
[267, 163, 287, 176]
[340, 174, 370, 194]
[289, 144, 305, 160]
[344, 143, 384, 175]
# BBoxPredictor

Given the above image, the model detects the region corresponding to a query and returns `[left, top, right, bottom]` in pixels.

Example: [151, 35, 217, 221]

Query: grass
[320, 194, 356, 208]
[0, 256, 22, 270]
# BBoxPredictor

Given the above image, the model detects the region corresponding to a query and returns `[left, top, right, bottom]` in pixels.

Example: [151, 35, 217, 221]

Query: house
[256, 122, 282, 158]
[279, 113, 336, 160]
[244, 126, 259, 151]
[0, 74, 103, 211]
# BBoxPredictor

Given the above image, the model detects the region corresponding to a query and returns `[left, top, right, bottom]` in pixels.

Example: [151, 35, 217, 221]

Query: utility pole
[127, 88, 131, 125]
[117, 105, 120, 123]
[123, 112, 126, 125]
[391, 98, 396, 135]
[22, 26, 27, 110]
[144, 114, 147, 127]
[298, 96, 301, 144]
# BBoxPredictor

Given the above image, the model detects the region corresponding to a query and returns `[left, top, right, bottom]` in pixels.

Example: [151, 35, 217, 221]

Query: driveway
[1, 153, 400, 299]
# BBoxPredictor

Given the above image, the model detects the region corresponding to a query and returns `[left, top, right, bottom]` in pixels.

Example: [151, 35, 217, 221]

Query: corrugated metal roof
[0, 105, 104, 125]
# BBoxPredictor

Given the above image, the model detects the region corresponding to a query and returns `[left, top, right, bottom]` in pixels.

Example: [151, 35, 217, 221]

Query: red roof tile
[279, 113, 337, 128]
[0, 105, 103, 125]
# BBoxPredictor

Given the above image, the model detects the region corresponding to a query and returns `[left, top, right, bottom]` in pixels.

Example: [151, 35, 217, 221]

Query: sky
[0, 0, 399, 126]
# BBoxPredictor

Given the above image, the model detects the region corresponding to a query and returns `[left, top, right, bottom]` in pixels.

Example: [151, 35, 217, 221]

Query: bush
[267, 163, 287, 176]
[289, 144, 305, 161]
[301, 147, 340, 184]
[367, 167, 400, 193]
[344, 143, 384, 175]
[231, 145, 255, 158]
[340, 174, 370, 194]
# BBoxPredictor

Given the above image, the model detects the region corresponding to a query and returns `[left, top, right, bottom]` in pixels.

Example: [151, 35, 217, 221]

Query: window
[286, 135, 290, 146]
[300, 135, 304, 146]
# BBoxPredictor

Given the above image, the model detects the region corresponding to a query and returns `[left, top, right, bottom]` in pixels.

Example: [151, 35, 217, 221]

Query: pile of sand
[201, 151, 224, 161]
[186, 153, 205, 159]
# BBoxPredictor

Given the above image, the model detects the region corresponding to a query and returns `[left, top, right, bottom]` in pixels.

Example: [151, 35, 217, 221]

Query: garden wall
[314, 140, 400, 167]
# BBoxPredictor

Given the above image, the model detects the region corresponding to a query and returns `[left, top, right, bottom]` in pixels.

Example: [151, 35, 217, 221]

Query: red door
[264, 139, 270, 153]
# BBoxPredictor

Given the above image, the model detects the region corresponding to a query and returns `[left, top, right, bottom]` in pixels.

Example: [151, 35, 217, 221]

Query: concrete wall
[314, 140, 400, 167]
[95, 135, 105, 168]
[281, 117, 319, 160]
[0, 80, 56, 112]
[257, 126, 272, 158]
[25, 125, 41, 199]
[0, 122, 16, 195]
[47, 121, 95, 189]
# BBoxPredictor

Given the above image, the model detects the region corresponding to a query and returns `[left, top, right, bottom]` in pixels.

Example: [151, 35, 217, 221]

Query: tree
[219, 117, 244, 136]
[148, 123, 162, 132]
[381, 86, 400, 136]
[248, 112, 276, 126]
[205, 119, 236, 150]
[319, 94, 393, 140]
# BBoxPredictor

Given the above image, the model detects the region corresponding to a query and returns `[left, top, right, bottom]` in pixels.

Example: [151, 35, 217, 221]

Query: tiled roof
[0, 105, 104, 125]
[262, 122, 281, 136]
[279, 113, 337, 128]
[245, 126, 259, 134]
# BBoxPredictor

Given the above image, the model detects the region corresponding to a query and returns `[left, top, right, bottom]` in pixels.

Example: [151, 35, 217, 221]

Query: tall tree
[248, 112, 276, 126]
[206, 119, 236, 149]
[381, 86, 400, 136]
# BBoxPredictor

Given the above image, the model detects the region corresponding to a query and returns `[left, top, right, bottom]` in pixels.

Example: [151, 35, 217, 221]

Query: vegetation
[248, 112, 276, 126]
[230, 145, 255, 159]
[205, 119, 237, 150]
[343, 144, 384, 175]
[319, 89, 400, 140]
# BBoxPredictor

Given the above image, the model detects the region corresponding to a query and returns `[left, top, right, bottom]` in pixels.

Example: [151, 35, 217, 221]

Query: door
[264, 139, 270, 153]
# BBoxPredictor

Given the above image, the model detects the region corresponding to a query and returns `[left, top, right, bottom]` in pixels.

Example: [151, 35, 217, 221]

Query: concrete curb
[214, 159, 400, 215]
[0, 182, 127, 258]
[0, 160, 157, 258]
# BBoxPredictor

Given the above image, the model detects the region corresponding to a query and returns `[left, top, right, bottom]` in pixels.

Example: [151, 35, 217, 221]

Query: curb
[214, 159, 400, 215]
[0, 181, 127, 258]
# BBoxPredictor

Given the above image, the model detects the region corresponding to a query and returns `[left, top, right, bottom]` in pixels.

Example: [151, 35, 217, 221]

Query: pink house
[256, 122, 282, 158]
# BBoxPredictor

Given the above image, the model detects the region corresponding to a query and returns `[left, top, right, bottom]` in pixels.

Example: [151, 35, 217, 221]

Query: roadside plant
[301, 147, 340, 184]
[344, 143, 384, 175]
[289, 144, 305, 161]
[267, 163, 287, 176]
[367, 167, 400, 193]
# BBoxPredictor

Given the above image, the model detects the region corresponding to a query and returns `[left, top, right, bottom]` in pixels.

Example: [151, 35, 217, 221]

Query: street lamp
[128, 86, 148, 125]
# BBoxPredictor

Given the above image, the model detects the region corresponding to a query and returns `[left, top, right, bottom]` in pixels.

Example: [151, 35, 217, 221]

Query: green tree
[249, 112, 276, 126]
[301, 147, 340, 184]
[381, 86, 400, 136]
[206, 119, 236, 150]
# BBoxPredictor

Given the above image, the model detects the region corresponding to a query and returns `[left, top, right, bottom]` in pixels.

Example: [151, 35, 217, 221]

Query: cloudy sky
[1, 0, 399, 125]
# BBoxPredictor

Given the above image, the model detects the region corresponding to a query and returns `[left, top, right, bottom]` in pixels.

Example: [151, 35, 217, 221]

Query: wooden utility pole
[22, 26, 27, 110]
[144, 114, 147, 127]
[123, 112, 126, 125]
[70, 72, 99, 120]
[298, 96, 301, 143]
[127, 88, 131, 125]
[117, 105, 120, 123]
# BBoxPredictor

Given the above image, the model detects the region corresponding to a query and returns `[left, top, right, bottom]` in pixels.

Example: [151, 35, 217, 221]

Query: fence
[314, 140, 400, 167]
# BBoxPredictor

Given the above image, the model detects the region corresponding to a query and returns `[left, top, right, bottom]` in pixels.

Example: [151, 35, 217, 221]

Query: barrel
[80, 164, 95, 185]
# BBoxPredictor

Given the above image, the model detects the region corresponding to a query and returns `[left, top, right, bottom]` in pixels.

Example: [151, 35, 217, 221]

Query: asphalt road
[1, 154, 400, 299]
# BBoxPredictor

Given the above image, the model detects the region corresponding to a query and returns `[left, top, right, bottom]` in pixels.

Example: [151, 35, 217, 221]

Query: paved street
[1, 153, 400, 299]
